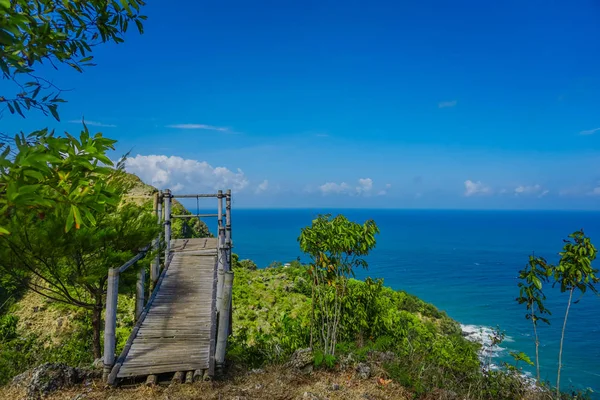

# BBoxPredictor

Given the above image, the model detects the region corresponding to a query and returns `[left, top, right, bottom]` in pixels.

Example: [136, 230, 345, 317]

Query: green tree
[0, 194, 159, 358]
[516, 254, 552, 382]
[0, 0, 146, 119]
[0, 127, 122, 235]
[298, 214, 379, 357]
[552, 230, 598, 397]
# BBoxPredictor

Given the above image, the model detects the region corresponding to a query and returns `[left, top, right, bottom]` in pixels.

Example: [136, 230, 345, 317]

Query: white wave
[461, 324, 513, 358]
[461, 324, 541, 390]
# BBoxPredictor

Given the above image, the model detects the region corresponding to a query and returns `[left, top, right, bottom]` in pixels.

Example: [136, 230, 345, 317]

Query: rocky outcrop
[11, 363, 97, 400]
[287, 348, 314, 374]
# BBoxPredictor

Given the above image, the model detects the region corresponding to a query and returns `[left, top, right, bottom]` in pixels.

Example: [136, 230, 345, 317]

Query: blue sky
[3, 0, 600, 209]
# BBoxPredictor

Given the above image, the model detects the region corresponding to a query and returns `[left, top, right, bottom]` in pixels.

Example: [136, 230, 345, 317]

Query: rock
[331, 383, 340, 391]
[254, 384, 263, 390]
[250, 368, 264, 374]
[355, 363, 371, 380]
[429, 388, 459, 399]
[370, 351, 396, 363]
[13, 363, 80, 400]
[338, 353, 355, 370]
[287, 348, 314, 374]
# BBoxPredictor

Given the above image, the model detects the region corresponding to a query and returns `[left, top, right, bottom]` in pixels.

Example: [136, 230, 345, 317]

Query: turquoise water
[203, 209, 600, 394]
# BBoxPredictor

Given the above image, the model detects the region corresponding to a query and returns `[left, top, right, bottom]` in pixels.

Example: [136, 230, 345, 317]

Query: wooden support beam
[216, 190, 225, 313]
[203, 369, 212, 381]
[151, 191, 162, 286]
[172, 371, 184, 384]
[163, 189, 172, 261]
[171, 213, 225, 218]
[145, 374, 157, 386]
[135, 266, 145, 321]
[185, 371, 193, 384]
[171, 193, 219, 198]
[225, 189, 232, 271]
[193, 369, 203, 382]
[215, 271, 234, 373]
[103, 267, 119, 381]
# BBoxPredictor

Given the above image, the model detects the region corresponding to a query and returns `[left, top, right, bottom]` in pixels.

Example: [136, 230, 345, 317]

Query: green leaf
[0, 0, 10, 9]
[71, 205, 82, 229]
[65, 206, 75, 232]
[48, 104, 60, 121]
[0, 226, 10, 235]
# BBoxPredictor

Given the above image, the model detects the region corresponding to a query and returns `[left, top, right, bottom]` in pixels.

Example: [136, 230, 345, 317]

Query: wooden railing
[102, 189, 233, 382]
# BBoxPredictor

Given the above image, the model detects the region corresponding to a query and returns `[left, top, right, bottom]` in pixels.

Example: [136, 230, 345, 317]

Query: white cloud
[68, 119, 116, 128]
[591, 187, 600, 196]
[125, 155, 248, 193]
[319, 178, 378, 196]
[385, 183, 392, 189]
[579, 127, 600, 136]
[255, 180, 269, 194]
[166, 124, 228, 132]
[377, 190, 387, 196]
[464, 180, 491, 197]
[319, 182, 351, 195]
[438, 100, 457, 109]
[514, 184, 549, 197]
[356, 178, 373, 194]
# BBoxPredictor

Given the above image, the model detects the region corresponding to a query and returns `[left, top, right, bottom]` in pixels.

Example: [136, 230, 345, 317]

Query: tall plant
[0, 189, 159, 358]
[516, 254, 552, 382]
[298, 214, 379, 356]
[552, 230, 598, 397]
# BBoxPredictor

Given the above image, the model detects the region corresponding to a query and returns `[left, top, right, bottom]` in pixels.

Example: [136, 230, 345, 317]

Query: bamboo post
[164, 189, 172, 261]
[103, 267, 119, 381]
[225, 189, 233, 336]
[135, 265, 145, 321]
[151, 191, 162, 286]
[225, 189, 232, 271]
[215, 270, 234, 374]
[216, 191, 225, 312]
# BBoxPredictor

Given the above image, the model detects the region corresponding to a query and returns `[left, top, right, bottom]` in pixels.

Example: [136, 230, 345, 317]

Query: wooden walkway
[112, 238, 219, 381]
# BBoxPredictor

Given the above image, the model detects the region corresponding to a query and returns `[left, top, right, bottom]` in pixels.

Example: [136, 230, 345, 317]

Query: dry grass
[0, 366, 412, 400]
[12, 291, 83, 347]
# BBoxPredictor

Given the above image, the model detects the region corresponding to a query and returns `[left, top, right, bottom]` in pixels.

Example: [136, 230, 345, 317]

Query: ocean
[208, 209, 600, 394]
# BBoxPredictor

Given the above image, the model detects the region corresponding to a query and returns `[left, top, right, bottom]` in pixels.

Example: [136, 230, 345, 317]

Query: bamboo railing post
[216, 191, 225, 312]
[215, 270, 234, 374]
[163, 189, 172, 261]
[103, 267, 119, 381]
[225, 189, 233, 336]
[151, 191, 162, 286]
[135, 265, 145, 320]
[225, 189, 232, 271]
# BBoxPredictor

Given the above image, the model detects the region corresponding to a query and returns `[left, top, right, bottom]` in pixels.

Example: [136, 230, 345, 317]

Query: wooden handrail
[103, 243, 155, 381]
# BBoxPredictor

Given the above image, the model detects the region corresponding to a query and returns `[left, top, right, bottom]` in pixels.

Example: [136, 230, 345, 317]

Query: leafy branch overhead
[0, 0, 146, 120]
[0, 126, 124, 234]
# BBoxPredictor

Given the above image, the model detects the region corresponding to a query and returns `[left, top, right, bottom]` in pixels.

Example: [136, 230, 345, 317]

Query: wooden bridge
[102, 190, 234, 386]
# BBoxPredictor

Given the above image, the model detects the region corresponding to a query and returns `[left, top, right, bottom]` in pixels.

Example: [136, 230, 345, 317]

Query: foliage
[228, 263, 480, 383]
[298, 214, 379, 356]
[0, 192, 159, 358]
[552, 230, 598, 396]
[0, 0, 146, 119]
[169, 201, 212, 239]
[516, 254, 552, 382]
[0, 128, 123, 235]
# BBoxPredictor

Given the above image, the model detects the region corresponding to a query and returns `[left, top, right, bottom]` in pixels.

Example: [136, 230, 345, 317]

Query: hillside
[0, 175, 557, 400]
